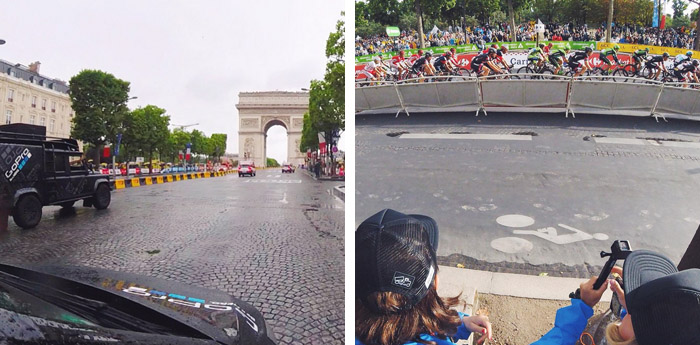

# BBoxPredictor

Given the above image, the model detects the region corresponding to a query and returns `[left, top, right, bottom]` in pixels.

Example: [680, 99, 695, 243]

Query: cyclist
[673, 50, 693, 68]
[471, 48, 502, 77]
[646, 52, 670, 81]
[358, 56, 384, 83]
[672, 59, 699, 86]
[411, 51, 435, 79]
[494, 45, 513, 71]
[549, 47, 570, 75]
[543, 42, 554, 56]
[446, 47, 461, 71]
[527, 43, 547, 70]
[599, 44, 623, 74]
[632, 47, 650, 71]
[568, 47, 594, 77]
[391, 50, 410, 80]
[433, 51, 454, 75]
[409, 49, 424, 65]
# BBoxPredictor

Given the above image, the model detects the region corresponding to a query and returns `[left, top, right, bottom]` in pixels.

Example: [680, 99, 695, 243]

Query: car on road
[0, 124, 112, 229]
[281, 164, 295, 173]
[238, 163, 256, 177]
[0, 262, 277, 344]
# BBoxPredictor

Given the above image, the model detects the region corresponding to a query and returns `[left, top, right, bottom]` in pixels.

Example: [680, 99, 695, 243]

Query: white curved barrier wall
[356, 77, 700, 121]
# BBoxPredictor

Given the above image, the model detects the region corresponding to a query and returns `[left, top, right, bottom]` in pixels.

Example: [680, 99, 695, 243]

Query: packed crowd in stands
[355, 22, 696, 56]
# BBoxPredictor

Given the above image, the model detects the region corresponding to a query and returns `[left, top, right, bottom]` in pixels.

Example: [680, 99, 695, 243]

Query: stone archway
[236, 91, 308, 167]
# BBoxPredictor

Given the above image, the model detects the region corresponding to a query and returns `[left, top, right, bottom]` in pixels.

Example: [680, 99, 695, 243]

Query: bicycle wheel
[540, 68, 556, 80]
[612, 68, 628, 83]
[516, 66, 530, 79]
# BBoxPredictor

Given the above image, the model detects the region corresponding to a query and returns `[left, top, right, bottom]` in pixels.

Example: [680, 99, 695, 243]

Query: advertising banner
[596, 42, 700, 58]
[653, 0, 659, 27]
[386, 26, 400, 37]
[355, 41, 596, 63]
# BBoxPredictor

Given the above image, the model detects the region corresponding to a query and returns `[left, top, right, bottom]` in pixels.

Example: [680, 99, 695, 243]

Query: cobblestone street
[0, 171, 344, 345]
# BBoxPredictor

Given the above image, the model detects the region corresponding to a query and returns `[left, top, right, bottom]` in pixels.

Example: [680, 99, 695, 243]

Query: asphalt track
[357, 111, 700, 277]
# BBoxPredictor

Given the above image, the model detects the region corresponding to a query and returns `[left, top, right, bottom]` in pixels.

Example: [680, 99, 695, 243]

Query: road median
[109, 170, 236, 190]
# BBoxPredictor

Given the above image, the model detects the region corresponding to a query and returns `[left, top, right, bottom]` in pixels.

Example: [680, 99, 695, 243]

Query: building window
[31, 96, 37, 108]
[49, 119, 55, 132]
[5, 110, 11, 124]
[29, 115, 35, 124]
[9, 70, 15, 77]
[40, 117, 45, 126]
[7, 89, 14, 102]
[51, 101, 56, 113]
[42, 99, 46, 110]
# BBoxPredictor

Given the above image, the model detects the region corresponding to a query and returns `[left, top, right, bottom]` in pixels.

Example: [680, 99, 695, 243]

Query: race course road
[357, 112, 700, 277]
[0, 171, 344, 345]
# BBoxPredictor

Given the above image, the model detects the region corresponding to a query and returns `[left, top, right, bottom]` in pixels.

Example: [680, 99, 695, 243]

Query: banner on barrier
[355, 41, 596, 63]
[596, 42, 700, 58]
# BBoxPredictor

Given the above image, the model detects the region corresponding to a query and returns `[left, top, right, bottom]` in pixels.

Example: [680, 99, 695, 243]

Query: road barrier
[356, 75, 700, 121]
[110, 170, 236, 190]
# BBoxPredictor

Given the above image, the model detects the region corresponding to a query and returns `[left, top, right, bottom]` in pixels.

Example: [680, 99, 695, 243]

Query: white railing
[356, 75, 700, 122]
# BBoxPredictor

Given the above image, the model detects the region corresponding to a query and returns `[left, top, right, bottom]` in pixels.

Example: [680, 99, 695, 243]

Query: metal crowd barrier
[355, 75, 700, 122]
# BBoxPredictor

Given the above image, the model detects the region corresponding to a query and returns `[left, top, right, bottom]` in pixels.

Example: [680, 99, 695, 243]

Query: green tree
[69, 70, 130, 163]
[367, 0, 401, 25]
[170, 129, 191, 163]
[126, 105, 170, 166]
[299, 112, 318, 152]
[673, 0, 689, 20]
[209, 134, 227, 162]
[266, 158, 280, 167]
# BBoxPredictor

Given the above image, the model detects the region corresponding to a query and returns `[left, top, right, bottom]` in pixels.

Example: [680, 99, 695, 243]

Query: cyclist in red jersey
[391, 50, 410, 80]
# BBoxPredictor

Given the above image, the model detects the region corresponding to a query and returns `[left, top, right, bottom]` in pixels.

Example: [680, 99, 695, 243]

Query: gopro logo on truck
[5, 148, 31, 181]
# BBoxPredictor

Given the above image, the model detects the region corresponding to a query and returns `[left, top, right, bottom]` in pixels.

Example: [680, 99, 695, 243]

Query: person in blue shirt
[356, 209, 493, 345]
[532, 250, 700, 345]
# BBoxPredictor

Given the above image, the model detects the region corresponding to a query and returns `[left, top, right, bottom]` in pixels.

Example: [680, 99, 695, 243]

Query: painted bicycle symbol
[491, 214, 609, 254]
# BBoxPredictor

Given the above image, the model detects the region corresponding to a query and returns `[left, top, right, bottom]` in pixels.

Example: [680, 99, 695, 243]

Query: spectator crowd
[356, 22, 696, 56]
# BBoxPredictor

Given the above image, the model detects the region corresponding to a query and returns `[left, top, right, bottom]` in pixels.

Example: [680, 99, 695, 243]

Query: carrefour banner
[596, 42, 700, 57]
[355, 41, 596, 63]
[653, 0, 659, 27]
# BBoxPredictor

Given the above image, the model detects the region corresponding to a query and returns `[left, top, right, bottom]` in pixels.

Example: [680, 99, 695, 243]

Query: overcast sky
[0, 0, 344, 163]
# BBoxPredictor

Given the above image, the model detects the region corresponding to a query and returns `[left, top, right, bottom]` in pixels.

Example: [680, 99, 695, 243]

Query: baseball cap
[356, 209, 439, 311]
[623, 250, 700, 345]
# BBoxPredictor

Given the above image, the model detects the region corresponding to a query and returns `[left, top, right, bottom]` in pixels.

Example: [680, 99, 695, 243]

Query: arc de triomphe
[236, 91, 308, 167]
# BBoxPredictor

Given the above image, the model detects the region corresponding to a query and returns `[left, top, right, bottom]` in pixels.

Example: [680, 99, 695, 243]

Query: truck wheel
[93, 184, 111, 210]
[60, 201, 75, 208]
[13, 195, 42, 229]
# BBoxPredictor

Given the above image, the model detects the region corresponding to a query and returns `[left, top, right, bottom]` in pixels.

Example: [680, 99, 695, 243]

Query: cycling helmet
[373, 56, 380, 62]
[539, 43, 545, 48]
[450, 47, 456, 53]
[500, 45, 508, 52]
[644, 48, 649, 53]
[488, 47, 497, 55]
[399, 50, 405, 55]
[687, 51, 694, 57]
[548, 43, 553, 47]
[425, 51, 432, 57]
[418, 49, 423, 55]
[613, 44, 620, 50]
[663, 52, 670, 58]
[585, 47, 593, 53]
[491, 44, 498, 49]
[445, 51, 452, 57]
[693, 59, 699, 66]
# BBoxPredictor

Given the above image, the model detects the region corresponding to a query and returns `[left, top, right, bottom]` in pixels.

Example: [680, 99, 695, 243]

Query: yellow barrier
[145, 177, 152, 185]
[175, 175, 181, 181]
[166, 175, 173, 182]
[115, 179, 126, 189]
[597, 42, 700, 57]
[182, 174, 188, 180]
[156, 176, 164, 184]
[205, 172, 211, 178]
[131, 178, 140, 187]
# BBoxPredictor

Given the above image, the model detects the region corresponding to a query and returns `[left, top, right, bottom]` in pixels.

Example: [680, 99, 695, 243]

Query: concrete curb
[332, 186, 345, 201]
[108, 170, 235, 190]
[436, 265, 615, 345]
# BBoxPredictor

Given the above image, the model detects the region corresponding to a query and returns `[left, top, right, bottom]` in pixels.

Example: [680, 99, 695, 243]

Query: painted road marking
[496, 214, 535, 228]
[279, 193, 288, 204]
[593, 137, 646, 145]
[658, 141, 700, 149]
[491, 237, 534, 254]
[400, 133, 532, 141]
[244, 179, 302, 184]
[512, 224, 609, 245]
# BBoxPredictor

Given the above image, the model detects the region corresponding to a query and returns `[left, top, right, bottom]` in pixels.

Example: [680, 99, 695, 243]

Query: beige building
[0, 60, 73, 138]
[236, 91, 308, 167]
